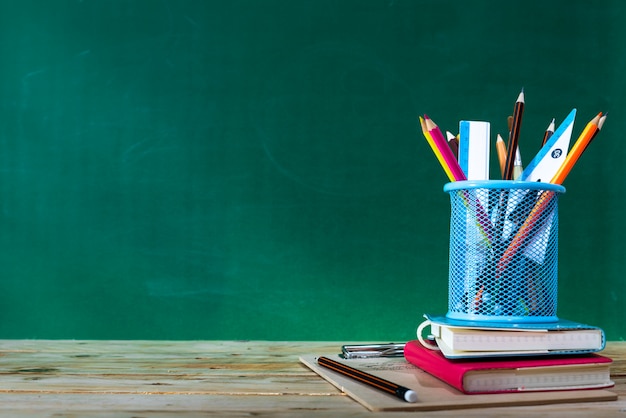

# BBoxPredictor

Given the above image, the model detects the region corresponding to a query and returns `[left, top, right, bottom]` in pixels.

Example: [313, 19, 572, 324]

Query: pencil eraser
[404, 389, 418, 403]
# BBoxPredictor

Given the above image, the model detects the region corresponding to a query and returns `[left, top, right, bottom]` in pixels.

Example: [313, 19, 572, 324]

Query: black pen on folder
[317, 356, 418, 403]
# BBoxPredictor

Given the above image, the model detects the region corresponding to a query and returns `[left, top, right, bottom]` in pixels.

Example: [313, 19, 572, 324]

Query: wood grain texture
[0, 340, 623, 417]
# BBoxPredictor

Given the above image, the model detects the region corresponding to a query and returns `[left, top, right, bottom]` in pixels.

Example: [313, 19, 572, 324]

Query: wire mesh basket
[443, 180, 566, 323]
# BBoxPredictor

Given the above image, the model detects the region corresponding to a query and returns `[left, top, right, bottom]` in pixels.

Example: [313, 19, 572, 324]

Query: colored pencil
[419, 116, 455, 181]
[513, 145, 523, 180]
[550, 112, 602, 185]
[499, 112, 605, 272]
[496, 133, 507, 178]
[541, 118, 556, 147]
[424, 115, 466, 181]
[446, 131, 459, 158]
[583, 112, 607, 153]
[498, 113, 604, 273]
[317, 356, 418, 403]
[503, 89, 525, 180]
[422, 116, 492, 242]
[497, 189, 554, 276]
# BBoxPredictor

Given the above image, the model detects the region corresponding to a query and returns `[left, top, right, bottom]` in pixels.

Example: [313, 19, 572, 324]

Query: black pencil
[317, 356, 418, 403]
[446, 131, 459, 158]
[541, 118, 555, 147]
[503, 89, 525, 180]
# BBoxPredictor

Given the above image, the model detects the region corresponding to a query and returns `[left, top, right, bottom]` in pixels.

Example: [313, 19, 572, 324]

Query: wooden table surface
[0, 340, 624, 417]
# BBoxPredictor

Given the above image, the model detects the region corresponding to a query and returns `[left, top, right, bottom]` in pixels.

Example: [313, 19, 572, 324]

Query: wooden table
[0, 340, 624, 417]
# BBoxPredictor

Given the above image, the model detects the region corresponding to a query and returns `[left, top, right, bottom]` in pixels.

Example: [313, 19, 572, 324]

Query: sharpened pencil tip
[598, 113, 607, 130]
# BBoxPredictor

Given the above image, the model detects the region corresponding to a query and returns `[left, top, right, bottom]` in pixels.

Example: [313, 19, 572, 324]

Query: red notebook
[404, 340, 614, 394]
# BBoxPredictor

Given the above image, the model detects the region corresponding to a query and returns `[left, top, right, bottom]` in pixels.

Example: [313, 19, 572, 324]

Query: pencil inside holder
[443, 180, 565, 323]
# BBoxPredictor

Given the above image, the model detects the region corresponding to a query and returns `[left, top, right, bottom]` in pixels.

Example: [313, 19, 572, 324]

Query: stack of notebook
[404, 314, 614, 394]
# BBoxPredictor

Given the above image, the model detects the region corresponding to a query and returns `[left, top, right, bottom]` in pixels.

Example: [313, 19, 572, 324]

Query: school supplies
[418, 315, 605, 359]
[459, 121, 490, 180]
[404, 340, 614, 395]
[317, 356, 418, 403]
[419, 116, 455, 181]
[551, 112, 603, 184]
[341, 343, 406, 359]
[417, 90, 605, 184]
[518, 109, 576, 182]
[542, 118, 556, 146]
[300, 354, 617, 411]
[447, 131, 459, 158]
[513, 146, 523, 179]
[424, 115, 466, 181]
[503, 89, 525, 180]
[495, 134, 507, 177]
[413, 90, 612, 402]
[584, 113, 607, 152]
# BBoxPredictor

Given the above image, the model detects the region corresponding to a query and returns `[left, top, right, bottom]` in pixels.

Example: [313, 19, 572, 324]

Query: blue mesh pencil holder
[443, 180, 566, 323]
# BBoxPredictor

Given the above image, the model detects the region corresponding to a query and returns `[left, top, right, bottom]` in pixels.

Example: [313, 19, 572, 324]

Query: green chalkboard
[0, 0, 624, 341]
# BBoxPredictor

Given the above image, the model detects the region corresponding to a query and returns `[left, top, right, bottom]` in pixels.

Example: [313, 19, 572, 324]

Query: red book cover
[404, 340, 613, 394]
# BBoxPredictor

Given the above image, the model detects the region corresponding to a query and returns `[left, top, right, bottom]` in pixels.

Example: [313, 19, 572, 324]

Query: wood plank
[0, 394, 624, 418]
[0, 374, 337, 395]
[0, 340, 623, 417]
[0, 340, 339, 373]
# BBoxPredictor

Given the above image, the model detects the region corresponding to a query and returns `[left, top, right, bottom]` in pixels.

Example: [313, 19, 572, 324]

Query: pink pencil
[424, 115, 466, 181]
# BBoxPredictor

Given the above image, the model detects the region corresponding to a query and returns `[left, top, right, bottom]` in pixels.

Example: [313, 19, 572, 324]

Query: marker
[317, 356, 418, 403]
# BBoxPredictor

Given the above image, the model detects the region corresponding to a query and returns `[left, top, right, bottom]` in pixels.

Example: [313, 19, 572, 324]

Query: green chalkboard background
[0, 0, 624, 341]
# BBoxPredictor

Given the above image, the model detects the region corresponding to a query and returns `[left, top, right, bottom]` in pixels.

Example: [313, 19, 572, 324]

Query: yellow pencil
[419, 116, 455, 181]
[424, 115, 466, 181]
[550, 112, 603, 185]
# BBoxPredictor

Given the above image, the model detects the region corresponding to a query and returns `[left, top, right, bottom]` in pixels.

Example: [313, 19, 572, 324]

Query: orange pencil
[583, 112, 607, 153]
[550, 112, 603, 185]
[474, 285, 485, 310]
[498, 112, 605, 274]
[497, 190, 553, 275]
[496, 134, 507, 178]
